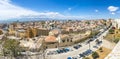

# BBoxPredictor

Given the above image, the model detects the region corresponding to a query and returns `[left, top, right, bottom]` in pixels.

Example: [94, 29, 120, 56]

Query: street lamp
[89, 42, 91, 50]
[88, 29, 93, 50]
[42, 39, 46, 59]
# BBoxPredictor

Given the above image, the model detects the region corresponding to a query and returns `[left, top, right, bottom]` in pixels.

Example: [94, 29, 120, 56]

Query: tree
[0, 30, 3, 35]
[2, 39, 22, 57]
[92, 52, 99, 59]
[86, 21, 90, 24]
[109, 29, 114, 34]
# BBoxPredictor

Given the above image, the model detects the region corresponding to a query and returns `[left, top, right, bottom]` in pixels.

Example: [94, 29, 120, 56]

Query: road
[47, 40, 101, 59]
[46, 25, 113, 59]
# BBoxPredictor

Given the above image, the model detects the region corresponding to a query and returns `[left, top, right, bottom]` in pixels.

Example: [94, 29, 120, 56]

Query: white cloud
[1, 0, 10, 2]
[0, 0, 88, 20]
[108, 6, 119, 12]
[111, 12, 115, 15]
[0, 0, 63, 20]
[108, 6, 119, 15]
[95, 9, 99, 12]
[68, 8, 72, 11]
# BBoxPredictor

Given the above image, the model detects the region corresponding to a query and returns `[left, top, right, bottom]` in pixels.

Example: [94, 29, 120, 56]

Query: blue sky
[0, 0, 120, 20]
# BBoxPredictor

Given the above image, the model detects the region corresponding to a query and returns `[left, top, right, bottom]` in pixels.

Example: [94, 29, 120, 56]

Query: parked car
[73, 44, 82, 49]
[93, 45, 98, 48]
[79, 53, 85, 57]
[85, 49, 93, 56]
[97, 41, 102, 45]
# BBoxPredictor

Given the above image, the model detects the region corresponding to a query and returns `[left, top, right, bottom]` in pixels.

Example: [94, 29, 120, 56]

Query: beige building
[36, 28, 49, 36]
[44, 29, 73, 48]
[8, 25, 16, 35]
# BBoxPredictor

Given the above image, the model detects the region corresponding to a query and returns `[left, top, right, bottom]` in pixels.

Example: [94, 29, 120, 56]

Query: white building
[113, 19, 120, 29]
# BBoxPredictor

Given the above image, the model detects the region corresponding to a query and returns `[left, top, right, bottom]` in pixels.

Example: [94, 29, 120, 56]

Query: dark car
[56, 50, 61, 53]
[93, 45, 98, 48]
[89, 38, 94, 41]
[97, 41, 102, 45]
[60, 50, 64, 53]
[63, 48, 69, 52]
[65, 48, 70, 51]
[86, 40, 91, 44]
[85, 49, 93, 56]
[73, 45, 82, 49]
[72, 57, 77, 59]
[79, 54, 85, 57]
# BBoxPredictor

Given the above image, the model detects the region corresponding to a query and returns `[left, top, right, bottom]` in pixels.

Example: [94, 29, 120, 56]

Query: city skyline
[0, 0, 120, 58]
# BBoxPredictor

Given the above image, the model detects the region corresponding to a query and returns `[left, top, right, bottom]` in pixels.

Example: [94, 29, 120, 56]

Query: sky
[0, 0, 120, 20]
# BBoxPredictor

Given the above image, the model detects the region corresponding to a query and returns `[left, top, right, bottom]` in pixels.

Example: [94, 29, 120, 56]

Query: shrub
[0, 30, 3, 35]
[2, 39, 22, 57]
[92, 52, 99, 59]
[99, 47, 103, 52]
[114, 38, 120, 43]
[83, 57, 90, 59]
[109, 29, 114, 34]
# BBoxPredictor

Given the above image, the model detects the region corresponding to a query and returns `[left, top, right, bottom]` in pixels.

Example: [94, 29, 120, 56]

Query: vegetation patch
[104, 28, 120, 43]
[0, 30, 3, 35]
[1, 39, 23, 57]
[88, 47, 111, 59]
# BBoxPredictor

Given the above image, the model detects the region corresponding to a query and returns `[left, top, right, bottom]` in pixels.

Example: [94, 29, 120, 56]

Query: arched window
[46, 46, 48, 49]
[70, 40, 72, 42]
[62, 40, 65, 43]
[67, 39, 69, 42]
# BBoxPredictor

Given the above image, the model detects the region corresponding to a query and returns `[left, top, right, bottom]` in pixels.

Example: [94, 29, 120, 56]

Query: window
[70, 40, 72, 42]
[62, 40, 65, 42]
[67, 39, 69, 42]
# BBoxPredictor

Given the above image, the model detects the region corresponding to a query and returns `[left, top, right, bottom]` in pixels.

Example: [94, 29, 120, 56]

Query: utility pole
[2, 47, 5, 59]
[10, 50, 12, 59]
[89, 42, 91, 50]
[89, 29, 92, 50]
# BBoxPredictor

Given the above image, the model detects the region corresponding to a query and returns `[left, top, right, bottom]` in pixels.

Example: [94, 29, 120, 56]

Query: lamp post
[89, 29, 93, 50]
[89, 42, 91, 50]
[2, 47, 5, 59]
[42, 39, 46, 59]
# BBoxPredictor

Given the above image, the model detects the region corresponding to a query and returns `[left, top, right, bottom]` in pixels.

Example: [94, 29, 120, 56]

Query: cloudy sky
[0, 0, 120, 20]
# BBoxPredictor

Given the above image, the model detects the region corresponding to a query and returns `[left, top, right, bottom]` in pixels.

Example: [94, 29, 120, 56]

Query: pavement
[105, 41, 120, 59]
[46, 25, 113, 59]
[102, 39, 115, 49]
[46, 40, 115, 59]
[46, 40, 101, 59]
[0, 25, 113, 59]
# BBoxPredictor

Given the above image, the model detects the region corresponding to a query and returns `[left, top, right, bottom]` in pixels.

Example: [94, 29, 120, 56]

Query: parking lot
[47, 48, 73, 55]
[46, 25, 112, 59]
[46, 38, 102, 59]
